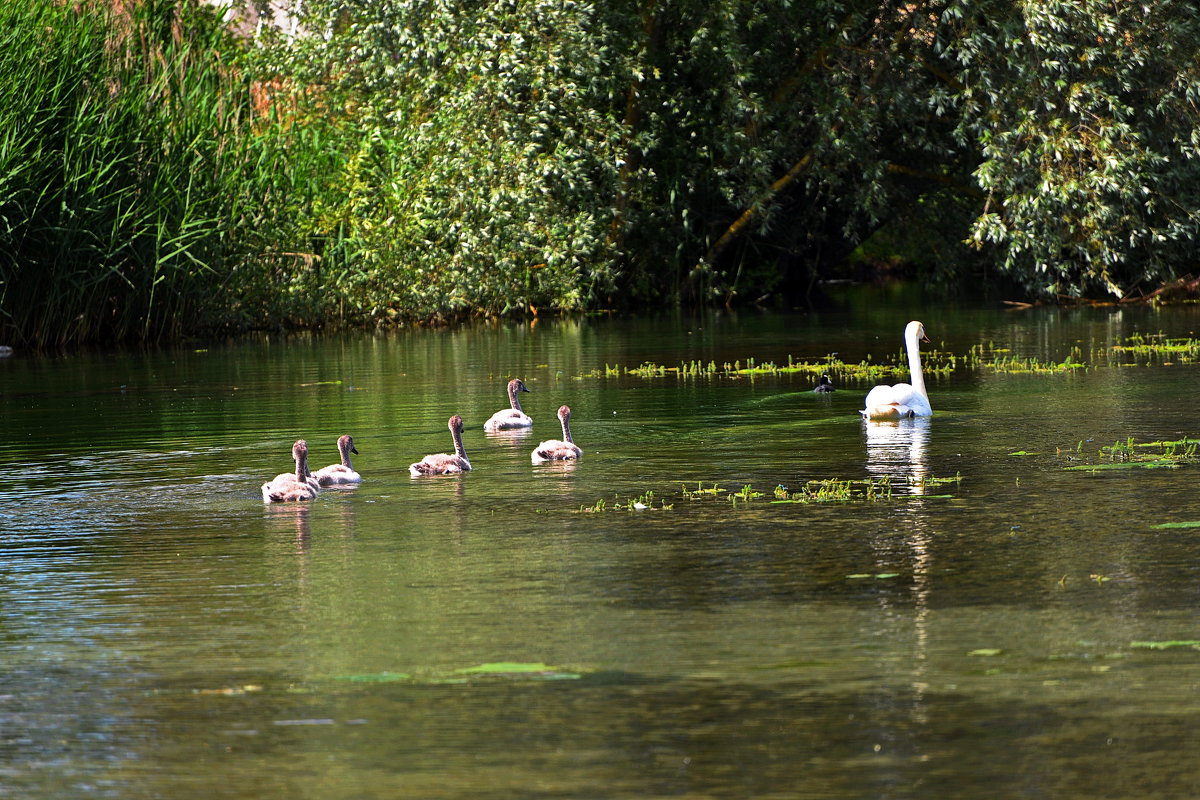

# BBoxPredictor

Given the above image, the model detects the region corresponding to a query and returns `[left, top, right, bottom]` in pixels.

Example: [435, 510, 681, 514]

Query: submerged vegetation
[6, 1, 1200, 346]
[1062, 437, 1200, 471]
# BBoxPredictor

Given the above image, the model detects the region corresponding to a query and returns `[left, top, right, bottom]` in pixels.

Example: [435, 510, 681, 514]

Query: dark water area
[3, 292, 1200, 798]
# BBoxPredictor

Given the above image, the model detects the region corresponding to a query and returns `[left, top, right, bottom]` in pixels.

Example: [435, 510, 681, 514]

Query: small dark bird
[814, 374, 836, 393]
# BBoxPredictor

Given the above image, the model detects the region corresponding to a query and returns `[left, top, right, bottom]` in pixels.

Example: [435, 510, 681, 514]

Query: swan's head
[510, 378, 531, 394]
[292, 439, 308, 460]
[557, 405, 571, 422]
[448, 415, 465, 434]
[338, 434, 358, 455]
[906, 320, 930, 345]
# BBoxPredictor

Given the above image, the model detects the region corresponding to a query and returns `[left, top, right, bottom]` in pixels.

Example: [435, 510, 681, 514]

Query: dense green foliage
[265, 0, 629, 318]
[264, 0, 973, 313]
[2, 1, 227, 344]
[3, 0, 1200, 345]
[953, 0, 1200, 297]
[273, 0, 1200, 312]
[0, 0, 334, 346]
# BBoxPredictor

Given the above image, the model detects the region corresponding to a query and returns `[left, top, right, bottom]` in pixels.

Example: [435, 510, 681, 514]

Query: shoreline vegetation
[4, 0, 1200, 348]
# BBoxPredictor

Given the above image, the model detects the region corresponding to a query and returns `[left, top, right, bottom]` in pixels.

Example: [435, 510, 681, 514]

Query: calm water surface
[3, 298, 1200, 798]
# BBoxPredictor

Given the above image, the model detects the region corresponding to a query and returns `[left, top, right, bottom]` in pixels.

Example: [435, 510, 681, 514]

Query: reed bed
[0, 0, 313, 347]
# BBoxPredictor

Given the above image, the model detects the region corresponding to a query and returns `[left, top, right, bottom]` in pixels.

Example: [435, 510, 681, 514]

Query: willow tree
[946, 0, 1200, 299]
[259, 0, 629, 319]
[262, 0, 1200, 315]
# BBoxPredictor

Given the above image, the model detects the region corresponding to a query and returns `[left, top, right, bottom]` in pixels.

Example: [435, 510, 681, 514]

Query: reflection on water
[264, 502, 314, 548]
[3, 303, 1200, 799]
[862, 417, 935, 735]
[863, 416, 931, 493]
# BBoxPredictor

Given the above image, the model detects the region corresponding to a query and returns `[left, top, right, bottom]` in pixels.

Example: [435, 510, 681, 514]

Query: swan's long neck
[295, 450, 310, 481]
[906, 326, 928, 401]
[560, 414, 573, 444]
[451, 426, 468, 460]
[340, 439, 354, 469]
[508, 383, 524, 413]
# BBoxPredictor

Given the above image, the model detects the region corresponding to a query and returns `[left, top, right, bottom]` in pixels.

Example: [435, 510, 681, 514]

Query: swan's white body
[861, 321, 932, 420]
[313, 434, 362, 486]
[410, 416, 472, 475]
[532, 405, 582, 463]
[483, 379, 533, 431]
[263, 440, 320, 502]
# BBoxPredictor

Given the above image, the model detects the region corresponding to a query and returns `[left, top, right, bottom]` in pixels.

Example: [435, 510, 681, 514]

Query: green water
[3, 300, 1200, 798]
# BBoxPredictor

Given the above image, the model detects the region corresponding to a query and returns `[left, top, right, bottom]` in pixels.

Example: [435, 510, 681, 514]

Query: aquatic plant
[577, 340, 1097, 384]
[577, 491, 673, 513]
[580, 351, 953, 382]
[679, 478, 902, 505]
[1106, 332, 1200, 364]
[681, 483, 728, 499]
[578, 498, 607, 513]
[1063, 436, 1200, 471]
[908, 473, 962, 490]
[967, 343, 1088, 373]
[579, 334, 1200, 383]
[729, 484, 765, 505]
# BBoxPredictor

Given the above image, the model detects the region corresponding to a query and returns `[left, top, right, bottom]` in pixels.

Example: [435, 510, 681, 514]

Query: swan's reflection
[862, 417, 938, 743]
[531, 458, 579, 496]
[863, 416, 931, 494]
[265, 501, 313, 550]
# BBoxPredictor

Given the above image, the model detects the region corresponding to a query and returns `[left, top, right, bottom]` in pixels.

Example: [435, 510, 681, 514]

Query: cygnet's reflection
[863, 416, 931, 494]
[484, 427, 535, 441]
[265, 501, 313, 549]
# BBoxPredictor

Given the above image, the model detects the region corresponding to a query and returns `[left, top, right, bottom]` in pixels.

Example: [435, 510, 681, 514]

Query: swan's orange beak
[920, 327, 930, 343]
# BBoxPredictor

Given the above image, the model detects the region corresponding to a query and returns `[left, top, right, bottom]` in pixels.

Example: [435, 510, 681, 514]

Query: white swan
[410, 416, 472, 475]
[532, 405, 582, 463]
[483, 378, 533, 431]
[313, 434, 362, 486]
[262, 440, 320, 502]
[861, 320, 932, 420]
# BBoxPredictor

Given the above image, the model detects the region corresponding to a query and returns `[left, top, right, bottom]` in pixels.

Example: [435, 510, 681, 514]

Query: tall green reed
[0, 0, 304, 347]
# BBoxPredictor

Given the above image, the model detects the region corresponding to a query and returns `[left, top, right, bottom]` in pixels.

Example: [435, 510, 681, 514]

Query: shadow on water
[2, 300, 1200, 798]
